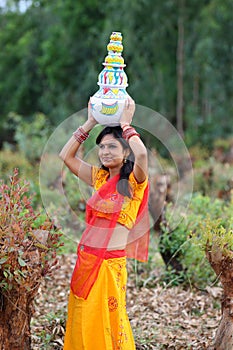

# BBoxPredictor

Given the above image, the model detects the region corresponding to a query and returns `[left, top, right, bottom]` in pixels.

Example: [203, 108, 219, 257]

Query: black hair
[96, 126, 134, 198]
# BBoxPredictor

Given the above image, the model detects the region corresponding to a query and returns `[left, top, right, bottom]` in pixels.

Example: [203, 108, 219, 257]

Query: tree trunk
[149, 174, 169, 230]
[0, 230, 48, 350]
[206, 246, 233, 349]
[176, 0, 185, 138]
[0, 288, 38, 350]
[193, 74, 199, 110]
[214, 296, 233, 350]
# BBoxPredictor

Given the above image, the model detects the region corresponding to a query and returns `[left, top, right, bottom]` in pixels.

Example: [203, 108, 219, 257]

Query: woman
[59, 97, 150, 350]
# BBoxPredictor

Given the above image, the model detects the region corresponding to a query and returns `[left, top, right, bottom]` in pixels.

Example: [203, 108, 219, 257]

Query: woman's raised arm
[59, 102, 97, 186]
[120, 98, 148, 183]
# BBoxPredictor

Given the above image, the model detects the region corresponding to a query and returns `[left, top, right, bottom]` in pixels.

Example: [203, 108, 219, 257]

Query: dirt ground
[31, 254, 222, 350]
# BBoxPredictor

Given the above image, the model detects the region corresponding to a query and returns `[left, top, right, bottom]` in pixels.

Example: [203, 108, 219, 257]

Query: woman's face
[98, 134, 127, 169]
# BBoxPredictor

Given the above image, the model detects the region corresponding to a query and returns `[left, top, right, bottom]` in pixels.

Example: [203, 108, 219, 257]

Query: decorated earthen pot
[90, 32, 130, 125]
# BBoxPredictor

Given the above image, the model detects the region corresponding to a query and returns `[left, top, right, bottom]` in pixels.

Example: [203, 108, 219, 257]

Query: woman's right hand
[82, 99, 98, 133]
[87, 99, 98, 125]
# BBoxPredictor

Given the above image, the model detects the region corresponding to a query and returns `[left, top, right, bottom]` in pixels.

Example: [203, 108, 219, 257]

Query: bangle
[122, 126, 140, 142]
[73, 127, 89, 143]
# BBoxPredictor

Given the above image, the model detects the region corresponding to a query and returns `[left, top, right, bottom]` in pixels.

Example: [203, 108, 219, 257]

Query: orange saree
[63, 252, 135, 350]
[63, 171, 150, 350]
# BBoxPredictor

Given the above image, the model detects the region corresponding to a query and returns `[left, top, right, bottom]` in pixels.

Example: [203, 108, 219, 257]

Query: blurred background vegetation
[0, 3, 233, 349]
[0, 0, 233, 289]
[0, 0, 232, 147]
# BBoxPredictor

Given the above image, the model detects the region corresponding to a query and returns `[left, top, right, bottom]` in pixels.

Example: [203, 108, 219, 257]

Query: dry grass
[31, 254, 222, 350]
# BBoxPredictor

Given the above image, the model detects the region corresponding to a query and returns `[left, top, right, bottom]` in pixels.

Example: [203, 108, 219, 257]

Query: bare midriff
[85, 217, 129, 251]
[107, 222, 129, 250]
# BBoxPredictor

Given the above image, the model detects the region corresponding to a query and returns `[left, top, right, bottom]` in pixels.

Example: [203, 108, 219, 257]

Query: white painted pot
[90, 91, 129, 126]
[90, 31, 131, 126]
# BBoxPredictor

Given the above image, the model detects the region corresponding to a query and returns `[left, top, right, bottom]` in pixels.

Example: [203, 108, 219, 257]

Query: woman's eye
[99, 144, 116, 149]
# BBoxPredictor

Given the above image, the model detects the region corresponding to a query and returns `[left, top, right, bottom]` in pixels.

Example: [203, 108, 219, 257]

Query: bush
[159, 193, 231, 287]
[190, 198, 233, 349]
[0, 168, 63, 292]
[0, 149, 42, 208]
[0, 149, 33, 180]
[213, 137, 233, 153]
[193, 161, 233, 199]
[189, 144, 210, 168]
[13, 112, 52, 163]
[0, 168, 64, 349]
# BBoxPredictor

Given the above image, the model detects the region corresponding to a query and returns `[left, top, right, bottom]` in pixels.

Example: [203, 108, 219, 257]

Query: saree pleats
[63, 255, 135, 350]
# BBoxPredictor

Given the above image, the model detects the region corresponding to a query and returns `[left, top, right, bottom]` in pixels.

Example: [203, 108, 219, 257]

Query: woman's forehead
[100, 134, 120, 144]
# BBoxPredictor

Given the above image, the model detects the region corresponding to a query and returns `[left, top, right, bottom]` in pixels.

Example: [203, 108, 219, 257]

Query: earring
[123, 158, 127, 163]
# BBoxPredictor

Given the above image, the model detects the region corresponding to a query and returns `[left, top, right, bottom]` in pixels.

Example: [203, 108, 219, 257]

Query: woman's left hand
[120, 97, 135, 126]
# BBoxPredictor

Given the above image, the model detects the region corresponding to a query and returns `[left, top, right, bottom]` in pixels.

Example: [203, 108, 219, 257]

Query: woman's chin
[101, 159, 113, 166]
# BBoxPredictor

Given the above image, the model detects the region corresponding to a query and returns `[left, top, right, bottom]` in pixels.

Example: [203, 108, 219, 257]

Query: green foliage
[0, 1, 232, 146]
[188, 144, 210, 168]
[184, 0, 233, 146]
[213, 137, 233, 152]
[194, 219, 233, 256]
[0, 148, 42, 208]
[159, 193, 231, 287]
[63, 170, 86, 215]
[0, 168, 63, 292]
[13, 112, 52, 163]
[0, 149, 33, 180]
[191, 198, 233, 255]
[0, 7, 44, 138]
[193, 160, 233, 198]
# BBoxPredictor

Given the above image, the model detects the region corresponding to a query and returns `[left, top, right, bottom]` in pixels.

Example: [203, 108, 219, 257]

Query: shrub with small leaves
[191, 196, 233, 349]
[159, 193, 232, 287]
[14, 112, 52, 163]
[0, 168, 63, 292]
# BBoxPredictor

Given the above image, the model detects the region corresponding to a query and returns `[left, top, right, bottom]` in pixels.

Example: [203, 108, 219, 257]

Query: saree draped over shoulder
[63, 167, 150, 350]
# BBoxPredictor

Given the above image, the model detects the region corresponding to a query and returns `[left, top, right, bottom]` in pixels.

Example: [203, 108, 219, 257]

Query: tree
[0, 169, 62, 349]
[201, 219, 233, 349]
[205, 227, 233, 349]
[0, 7, 44, 145]
[176, 0, 185, 137]
[184, 0, 233, 146]
[0, 0, 232, 147]
[192, 198, 233, 349]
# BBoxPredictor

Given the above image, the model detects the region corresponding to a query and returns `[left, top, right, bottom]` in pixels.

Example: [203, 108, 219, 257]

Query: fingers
[125, 97, 135, 109]
[121, 98, 135, 125]
[125, 98, 130, 108]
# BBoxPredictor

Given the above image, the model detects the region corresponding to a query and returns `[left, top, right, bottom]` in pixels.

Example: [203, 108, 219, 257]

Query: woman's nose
[103, 147, 109, 154]
[102, 146, 110, 154]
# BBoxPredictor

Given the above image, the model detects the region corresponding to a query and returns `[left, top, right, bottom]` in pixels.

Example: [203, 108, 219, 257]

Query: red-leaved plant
[0, 168, 63, 350]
